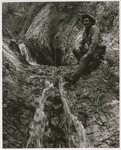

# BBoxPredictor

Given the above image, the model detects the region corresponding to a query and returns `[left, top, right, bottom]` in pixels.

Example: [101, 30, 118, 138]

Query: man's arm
[79, 32, 85, 49]
[86, 26, 100, 56]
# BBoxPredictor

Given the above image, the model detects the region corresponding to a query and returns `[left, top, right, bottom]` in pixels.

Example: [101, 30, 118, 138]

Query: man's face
[82, 18, 92, 28]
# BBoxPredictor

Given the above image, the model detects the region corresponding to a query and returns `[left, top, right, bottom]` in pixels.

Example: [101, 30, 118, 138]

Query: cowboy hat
[82, 14, 96, 25]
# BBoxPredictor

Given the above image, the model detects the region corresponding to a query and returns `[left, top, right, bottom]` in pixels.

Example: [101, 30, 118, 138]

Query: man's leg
[65, 47, 105, 84]
[69, 56, 103, 83]
[65, 57, 90, 83]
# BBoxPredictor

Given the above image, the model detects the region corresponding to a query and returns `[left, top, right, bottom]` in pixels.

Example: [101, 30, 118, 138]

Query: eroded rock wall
[2, 2, 119, 148]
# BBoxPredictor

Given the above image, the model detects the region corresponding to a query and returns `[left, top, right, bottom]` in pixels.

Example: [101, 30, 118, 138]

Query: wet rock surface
[3, 41, 119, 148]
[2, 2, 119, 148]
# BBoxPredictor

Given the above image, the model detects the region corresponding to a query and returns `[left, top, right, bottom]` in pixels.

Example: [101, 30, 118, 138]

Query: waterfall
[26, 81, 54, 148]
[19, 43, 39, 66]
[59, 77, 87, 147]
[3, 40, 87, 147]
[26, 77, 87, 148]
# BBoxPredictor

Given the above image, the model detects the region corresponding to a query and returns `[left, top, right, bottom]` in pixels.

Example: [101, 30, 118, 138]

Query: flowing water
[26, 82, 54, 148]
[3, 41, 87, 148]
[19, 43, 39, 66]
[58, 77, 87, 147]
[26, 75, 87, 148]
[3, 35, 119, 148]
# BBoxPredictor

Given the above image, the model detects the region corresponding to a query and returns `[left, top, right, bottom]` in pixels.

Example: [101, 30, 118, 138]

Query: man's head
[82, 14, 96, 28]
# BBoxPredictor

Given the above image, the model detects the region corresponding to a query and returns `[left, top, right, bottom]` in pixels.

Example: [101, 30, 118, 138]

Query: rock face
[2, 39, 119, 148]
[2, 2, 119, 148]
[25, 4, 54, 65]
[24, 4, 79, 66]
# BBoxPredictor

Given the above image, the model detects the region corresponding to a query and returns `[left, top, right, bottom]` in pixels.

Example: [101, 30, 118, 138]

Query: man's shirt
[80, 25, 104, 56]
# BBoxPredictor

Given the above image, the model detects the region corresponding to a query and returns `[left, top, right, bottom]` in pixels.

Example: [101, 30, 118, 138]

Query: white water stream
[26, 77, 87, 148]
[3, 41, 87, 148]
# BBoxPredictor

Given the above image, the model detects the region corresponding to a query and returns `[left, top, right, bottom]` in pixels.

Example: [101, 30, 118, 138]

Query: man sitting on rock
[65, 14, 106, 84]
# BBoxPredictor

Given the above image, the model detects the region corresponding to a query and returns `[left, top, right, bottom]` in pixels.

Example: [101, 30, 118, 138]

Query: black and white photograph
[2, 0, 120, 148]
